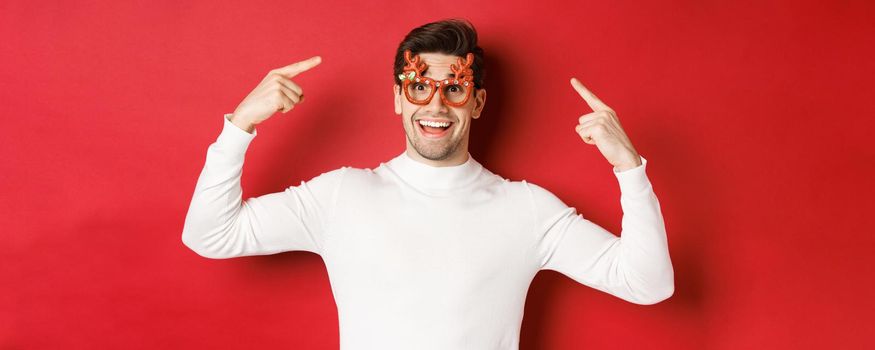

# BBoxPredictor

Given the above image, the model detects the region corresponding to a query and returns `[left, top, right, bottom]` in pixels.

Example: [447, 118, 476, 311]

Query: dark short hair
[393, 18, 485, 90]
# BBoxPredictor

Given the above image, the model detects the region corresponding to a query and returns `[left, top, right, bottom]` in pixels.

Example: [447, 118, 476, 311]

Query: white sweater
[182, 114, 675, 350]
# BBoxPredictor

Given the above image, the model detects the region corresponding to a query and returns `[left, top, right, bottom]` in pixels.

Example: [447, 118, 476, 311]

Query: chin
[418, 139, 462, 160]
[417, 149, 453, 161]
[404, 121, 463, 160]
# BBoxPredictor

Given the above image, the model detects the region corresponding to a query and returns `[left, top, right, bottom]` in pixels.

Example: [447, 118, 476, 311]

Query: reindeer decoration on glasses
[398, 49, 476, 107]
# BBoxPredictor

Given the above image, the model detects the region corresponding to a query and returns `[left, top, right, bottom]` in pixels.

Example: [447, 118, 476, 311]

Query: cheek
[402, 108, 419, 127]
[450, 107, 472, 122]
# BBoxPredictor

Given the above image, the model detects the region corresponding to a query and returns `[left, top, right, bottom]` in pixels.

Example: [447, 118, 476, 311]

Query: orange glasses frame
[399, 49, 476, 107]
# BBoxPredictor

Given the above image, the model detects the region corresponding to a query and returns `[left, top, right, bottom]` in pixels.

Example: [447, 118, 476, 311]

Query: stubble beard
[407, 113, 462, 161]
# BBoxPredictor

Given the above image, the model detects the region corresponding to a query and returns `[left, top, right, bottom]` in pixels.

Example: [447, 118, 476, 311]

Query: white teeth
[418, 120, 451, 128]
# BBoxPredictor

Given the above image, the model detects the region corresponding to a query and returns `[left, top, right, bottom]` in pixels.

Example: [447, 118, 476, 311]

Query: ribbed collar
[385, 150, 484, 194]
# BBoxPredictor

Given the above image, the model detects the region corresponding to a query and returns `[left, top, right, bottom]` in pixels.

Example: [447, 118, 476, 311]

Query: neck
[387, 147, 484, 195]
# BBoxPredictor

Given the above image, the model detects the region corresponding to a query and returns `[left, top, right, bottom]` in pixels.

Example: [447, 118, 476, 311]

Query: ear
[394, 84, 402, 115]
[471, 88, 487, 119]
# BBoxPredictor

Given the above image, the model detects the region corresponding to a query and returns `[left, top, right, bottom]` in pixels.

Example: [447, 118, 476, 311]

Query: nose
[422, 89, 449, 114]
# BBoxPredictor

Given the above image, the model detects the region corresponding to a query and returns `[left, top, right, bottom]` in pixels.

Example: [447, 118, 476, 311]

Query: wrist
[229, 114, 256, 134]
[614, 155, 642, 172]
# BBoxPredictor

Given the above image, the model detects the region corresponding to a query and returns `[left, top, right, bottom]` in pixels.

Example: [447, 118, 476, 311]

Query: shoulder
[482, 171, 565, 208]
[338, 164, 379, 180]
[326, 164, 387, 189]
[490, 175, 560, 201]
[305, 166, 351, 183]
[517, 179, 571, 212]
[310, 165, 377, 179]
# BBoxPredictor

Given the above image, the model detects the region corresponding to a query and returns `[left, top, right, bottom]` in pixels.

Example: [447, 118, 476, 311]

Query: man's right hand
[229, 56, 322, 133]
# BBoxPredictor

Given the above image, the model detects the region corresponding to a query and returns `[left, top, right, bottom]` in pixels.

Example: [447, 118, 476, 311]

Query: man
[182, 19, 674, 350]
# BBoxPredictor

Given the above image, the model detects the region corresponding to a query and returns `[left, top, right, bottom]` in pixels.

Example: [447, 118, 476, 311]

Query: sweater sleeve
[181, 113, 347, 259]
[528, 155, 675, 305]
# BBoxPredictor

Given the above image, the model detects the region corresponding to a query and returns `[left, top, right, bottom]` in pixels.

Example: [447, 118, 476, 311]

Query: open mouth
[416, 119, 454, 138]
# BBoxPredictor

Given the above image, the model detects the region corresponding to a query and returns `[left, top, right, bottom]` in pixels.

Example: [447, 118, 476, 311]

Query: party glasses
[397, 49, 476, 107]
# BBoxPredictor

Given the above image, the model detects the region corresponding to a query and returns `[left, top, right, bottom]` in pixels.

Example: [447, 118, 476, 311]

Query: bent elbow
[634, 283, 674, 305]
[181, 228, 231, 260]
[628, 274, 675, 305]
[628, 255, 675, 305]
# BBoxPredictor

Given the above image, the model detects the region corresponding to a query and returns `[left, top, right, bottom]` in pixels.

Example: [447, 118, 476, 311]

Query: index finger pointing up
[570, 77, 610, 111]
[274, 56, 322, 78]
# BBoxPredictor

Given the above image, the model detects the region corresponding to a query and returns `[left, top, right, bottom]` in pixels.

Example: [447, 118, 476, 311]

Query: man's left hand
[571, 77, 642, 172]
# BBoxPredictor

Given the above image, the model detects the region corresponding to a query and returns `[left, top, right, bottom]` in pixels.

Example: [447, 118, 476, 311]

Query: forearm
[181, 115, 256, 258]
[612, 157, 674, 303]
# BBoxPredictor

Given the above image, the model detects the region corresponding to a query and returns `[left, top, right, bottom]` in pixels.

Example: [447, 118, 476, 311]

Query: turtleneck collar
[385, 150, 484, 194]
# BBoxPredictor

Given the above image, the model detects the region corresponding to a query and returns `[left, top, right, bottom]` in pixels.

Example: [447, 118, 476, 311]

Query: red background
[2, 1, 873, 349]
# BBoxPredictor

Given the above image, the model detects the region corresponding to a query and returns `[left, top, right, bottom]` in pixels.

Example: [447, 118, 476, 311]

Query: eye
[448, 86, 460, 93]
[414, 83, 426, 91]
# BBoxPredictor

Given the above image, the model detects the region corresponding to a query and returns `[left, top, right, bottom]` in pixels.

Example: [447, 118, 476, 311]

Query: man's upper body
[182, 114, 673, 349]
[182, 18, 674, 350]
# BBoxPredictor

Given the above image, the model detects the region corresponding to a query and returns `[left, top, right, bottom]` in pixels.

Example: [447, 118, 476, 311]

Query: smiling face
[394, 52, 487, 167]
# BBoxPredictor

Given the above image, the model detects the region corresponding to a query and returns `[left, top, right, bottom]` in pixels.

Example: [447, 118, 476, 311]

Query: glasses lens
[406, 82, 434, 103]
[442, 83, 469, 104]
